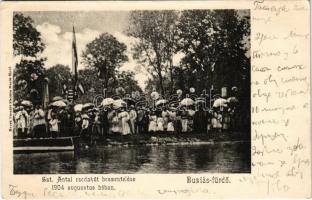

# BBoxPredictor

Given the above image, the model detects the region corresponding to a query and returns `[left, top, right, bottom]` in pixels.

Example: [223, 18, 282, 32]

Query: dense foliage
[13, 10, 250, 117]
[13, 13, 46, 104]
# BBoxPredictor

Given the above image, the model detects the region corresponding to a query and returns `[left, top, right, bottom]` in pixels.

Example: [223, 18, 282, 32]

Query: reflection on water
[14, 142, 250, 174]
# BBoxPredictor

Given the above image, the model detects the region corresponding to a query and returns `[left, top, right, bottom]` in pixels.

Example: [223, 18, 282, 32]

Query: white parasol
[180, 98, 194, 106]
[82, 103, 95, 110]
[52, 96, 63, 102]
[227, 97, 239, 104]
[213, 98, 228, 107]
[51, 100, 66, 108]
[21, 100, 32, 107]
[74, 104, 83, 112]
[101, 98, 115, 107]
[155, 99, 168, 106]
[113, 99, 127, 109]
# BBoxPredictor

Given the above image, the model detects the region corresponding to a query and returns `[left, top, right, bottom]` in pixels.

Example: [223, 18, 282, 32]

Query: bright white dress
[119, 111, 131, 135]
[211, 112, 218, 129]
[167, 111, 176, 132]
[129, 110, 137, 134]
[15, 110, 29, 132]
[181, 119, 188, 132]
[187, 109, 195, 132]
[211, 112, 222, 129]
[216, 113, 223, 129]
[148, 115, 157, 132]
[111, 115, 120, 133]
[156, 117, 164, 131]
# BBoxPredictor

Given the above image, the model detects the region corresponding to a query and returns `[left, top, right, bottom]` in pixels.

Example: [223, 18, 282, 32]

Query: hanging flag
[72, 26, 78, 85]
[58, 74, 64, 81]
[66, 89, 74, 102]
[77, 83, 85, 95]
[62, 84, 67, 95]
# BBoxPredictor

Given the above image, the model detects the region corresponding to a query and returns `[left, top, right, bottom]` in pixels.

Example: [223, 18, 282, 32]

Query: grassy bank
[79, 131, 250, 147]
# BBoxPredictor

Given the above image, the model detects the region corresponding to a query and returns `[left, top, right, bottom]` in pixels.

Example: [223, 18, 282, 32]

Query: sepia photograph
[12, 9, 251, 174]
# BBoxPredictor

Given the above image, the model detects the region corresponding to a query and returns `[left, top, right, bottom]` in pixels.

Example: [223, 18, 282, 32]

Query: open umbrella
[213, 98, 228, 107]
[101, 98, 114, 107]
[82, 103, 95, 111]
[52, 96, 63, 102]
[21, 100, 32, 107]
[81, 113, 89, 120]
[155, 99, 168, 106]
[227, 97, 239, 104]
[30, 89, 38, 95]
[74, 104, 83, 112]
[123, 97, 135, 106]
[113, 99, 127, 109]
[51, 100, 66, 108]
[180, 98, 194, 106]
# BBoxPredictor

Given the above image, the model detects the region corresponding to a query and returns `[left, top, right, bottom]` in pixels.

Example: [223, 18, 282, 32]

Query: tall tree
[176, 10, 250, 132]
[127, 10, 179, 95]
[176, 10, 250, 94]
[13, 13, 45, 57]
[13, 13, 46, 103]
[81, 33, 128, 88]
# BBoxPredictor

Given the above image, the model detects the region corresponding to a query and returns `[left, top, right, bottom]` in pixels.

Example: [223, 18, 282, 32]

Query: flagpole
[72, 25, 78, 102]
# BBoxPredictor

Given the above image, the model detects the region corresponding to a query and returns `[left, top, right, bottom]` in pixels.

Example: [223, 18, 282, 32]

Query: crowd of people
[13, 95, 240, 143]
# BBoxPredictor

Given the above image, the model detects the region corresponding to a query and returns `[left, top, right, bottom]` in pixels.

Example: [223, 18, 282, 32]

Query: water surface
[14, 141, 250, 174]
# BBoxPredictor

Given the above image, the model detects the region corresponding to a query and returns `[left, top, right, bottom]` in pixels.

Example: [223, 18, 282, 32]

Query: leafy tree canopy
[81, 33, 128, 87]
[13, 13, 45, 57]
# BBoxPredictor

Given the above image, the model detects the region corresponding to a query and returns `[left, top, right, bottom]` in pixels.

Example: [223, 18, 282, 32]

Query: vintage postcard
[0, 0, 310, 199]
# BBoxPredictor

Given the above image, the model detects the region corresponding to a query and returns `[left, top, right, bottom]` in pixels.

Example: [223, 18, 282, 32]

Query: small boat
[13, 137, 78, 153]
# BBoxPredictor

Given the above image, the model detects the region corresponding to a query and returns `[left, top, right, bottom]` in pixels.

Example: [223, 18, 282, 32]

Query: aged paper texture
[0, 0, 311, 199]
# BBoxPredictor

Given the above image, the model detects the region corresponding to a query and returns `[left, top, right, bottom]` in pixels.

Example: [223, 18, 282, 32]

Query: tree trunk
[103, 67, 109, 88]
[158, 71, 164, 96]
[155, 49, 164, 96]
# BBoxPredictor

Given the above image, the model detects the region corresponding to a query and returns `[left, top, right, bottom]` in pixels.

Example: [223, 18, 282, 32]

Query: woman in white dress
[81, 113, 90, 142]
[129, 106, 137, 134]
[118, 108, 131, 135]
[211, 110, 222, 132]
[211, 111, 218, 130]
[167, 108, 176, 133]
[156, 116, 164, 132]
[15, 106, 29, 139]
[110, 111, 120, 134]
[148, 111, 157, 133]
[216, 111, 223, 132]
